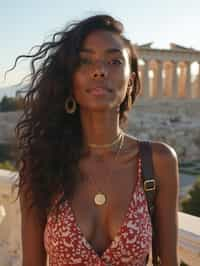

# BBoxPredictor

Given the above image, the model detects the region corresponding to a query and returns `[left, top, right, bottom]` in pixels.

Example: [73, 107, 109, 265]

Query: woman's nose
[92, 61, 108, 79]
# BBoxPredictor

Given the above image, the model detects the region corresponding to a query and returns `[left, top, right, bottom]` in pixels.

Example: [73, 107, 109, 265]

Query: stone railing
[0, 169, 21, 266]
[0, 169, 200, 266]
[179, 212, 200, 265]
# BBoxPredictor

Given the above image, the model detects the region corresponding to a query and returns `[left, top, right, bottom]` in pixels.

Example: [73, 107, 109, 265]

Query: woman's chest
[67, 156, 140, 253]
[45, 155, 152, 262]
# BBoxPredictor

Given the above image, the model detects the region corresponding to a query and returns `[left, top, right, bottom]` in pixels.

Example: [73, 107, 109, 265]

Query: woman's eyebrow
[80, 48, 123, 55]
[106, 48, 124, 55]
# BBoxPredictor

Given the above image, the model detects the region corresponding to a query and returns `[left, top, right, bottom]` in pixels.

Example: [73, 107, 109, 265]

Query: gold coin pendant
[94, 193, 106, 206]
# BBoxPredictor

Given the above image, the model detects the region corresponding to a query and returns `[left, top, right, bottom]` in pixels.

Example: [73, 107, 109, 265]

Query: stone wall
[0, 98, 199, 161]
[0, 170, 21, 266]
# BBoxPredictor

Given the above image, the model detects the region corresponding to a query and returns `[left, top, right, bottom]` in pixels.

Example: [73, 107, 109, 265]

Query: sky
[0, 0, 200, 92]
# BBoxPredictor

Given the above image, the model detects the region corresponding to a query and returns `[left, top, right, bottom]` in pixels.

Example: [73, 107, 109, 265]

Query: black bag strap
[139, 140, 161, 265]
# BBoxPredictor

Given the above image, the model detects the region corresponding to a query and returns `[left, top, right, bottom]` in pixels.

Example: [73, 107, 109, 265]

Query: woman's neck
[80, 108, 122, 157]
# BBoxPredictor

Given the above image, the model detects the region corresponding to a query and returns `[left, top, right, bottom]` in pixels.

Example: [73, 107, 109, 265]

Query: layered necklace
[87, 131, 125, 206]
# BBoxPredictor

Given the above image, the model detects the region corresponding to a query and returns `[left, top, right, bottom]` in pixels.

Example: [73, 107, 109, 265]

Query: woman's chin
[81, 103, 116, 113]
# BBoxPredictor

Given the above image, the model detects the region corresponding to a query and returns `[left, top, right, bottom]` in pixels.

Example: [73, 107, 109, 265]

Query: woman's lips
[89, 87, 108, 96]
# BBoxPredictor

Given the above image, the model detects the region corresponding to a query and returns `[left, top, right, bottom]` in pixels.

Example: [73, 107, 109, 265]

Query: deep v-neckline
[65, 155, 142, 259]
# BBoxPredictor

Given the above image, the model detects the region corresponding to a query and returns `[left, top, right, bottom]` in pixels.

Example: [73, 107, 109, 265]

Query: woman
[13, 14, 179, 265]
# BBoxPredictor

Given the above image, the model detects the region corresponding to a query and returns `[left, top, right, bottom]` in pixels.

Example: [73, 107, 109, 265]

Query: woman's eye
[109, 59, 123, 65]
[79, 58, 91, 65]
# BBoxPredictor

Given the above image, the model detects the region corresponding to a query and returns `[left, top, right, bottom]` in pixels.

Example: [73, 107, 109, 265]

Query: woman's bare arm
[152, 142, 180, 266]
[20, 190, 47, 266]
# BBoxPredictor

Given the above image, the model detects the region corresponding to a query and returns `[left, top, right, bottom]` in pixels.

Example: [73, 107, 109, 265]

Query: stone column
[185, 61, 191, 98]
[178, 61, 191, 98]
[150, 62, 156, 97]
[155, 60, 163, 97]
[163, 62, 171, 96]
[194, 62, 200, 98]
[171, 61, 178, 98]
[179, 62, 186, 97]
[143, 60, 150, 97]
[139, 65, 144, 97]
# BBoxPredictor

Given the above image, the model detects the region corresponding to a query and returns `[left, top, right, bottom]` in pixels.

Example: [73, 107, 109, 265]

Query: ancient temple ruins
[135, 43, 200, 98]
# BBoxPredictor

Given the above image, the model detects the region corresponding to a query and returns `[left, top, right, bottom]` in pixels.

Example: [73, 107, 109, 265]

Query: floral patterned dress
[44, 157, 152, 266]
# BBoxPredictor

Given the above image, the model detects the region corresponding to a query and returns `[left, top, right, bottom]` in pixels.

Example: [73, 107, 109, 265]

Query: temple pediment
[170, 43, 195, 51]
[138, 42, 154, 49]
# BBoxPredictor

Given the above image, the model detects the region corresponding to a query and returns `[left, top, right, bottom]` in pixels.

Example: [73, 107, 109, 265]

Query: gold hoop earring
[65, 96, 77, 114]
[127, 93, 132, 109]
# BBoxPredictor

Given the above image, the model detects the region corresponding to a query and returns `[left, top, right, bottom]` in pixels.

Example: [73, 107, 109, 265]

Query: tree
[0, 95, 24, 111]
[0, 96, 16, 111]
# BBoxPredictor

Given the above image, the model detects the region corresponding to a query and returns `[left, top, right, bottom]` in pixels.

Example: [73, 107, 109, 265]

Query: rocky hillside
[127, 98, 200, 162]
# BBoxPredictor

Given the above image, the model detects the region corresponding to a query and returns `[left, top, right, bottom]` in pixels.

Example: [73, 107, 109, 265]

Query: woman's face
[72, 30, 135, 112]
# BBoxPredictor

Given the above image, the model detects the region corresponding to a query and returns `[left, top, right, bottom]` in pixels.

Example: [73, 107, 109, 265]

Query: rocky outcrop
[127, 98, 200, 161]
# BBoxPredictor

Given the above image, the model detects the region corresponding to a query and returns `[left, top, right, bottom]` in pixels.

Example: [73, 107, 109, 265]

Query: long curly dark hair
[10, 14, 140, 221]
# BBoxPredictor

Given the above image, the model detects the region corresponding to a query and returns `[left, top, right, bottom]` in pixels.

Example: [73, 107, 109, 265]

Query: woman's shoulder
[150, 141, 178, 177]
[149, 140, 179, 191]
[150, 140, 177, 161]
[127, 135, 178, 184]
[125, 134, 177, 161]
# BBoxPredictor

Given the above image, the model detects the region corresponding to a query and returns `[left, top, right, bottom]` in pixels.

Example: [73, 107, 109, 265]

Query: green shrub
[0, 160, 16, 171]
[0, 143, 12, 161]
[181, 176, 200, 217]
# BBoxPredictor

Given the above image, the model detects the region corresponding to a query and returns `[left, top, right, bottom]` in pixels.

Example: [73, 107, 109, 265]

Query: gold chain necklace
[88, 132, 123, 149]
[91, 132, 125, 206]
